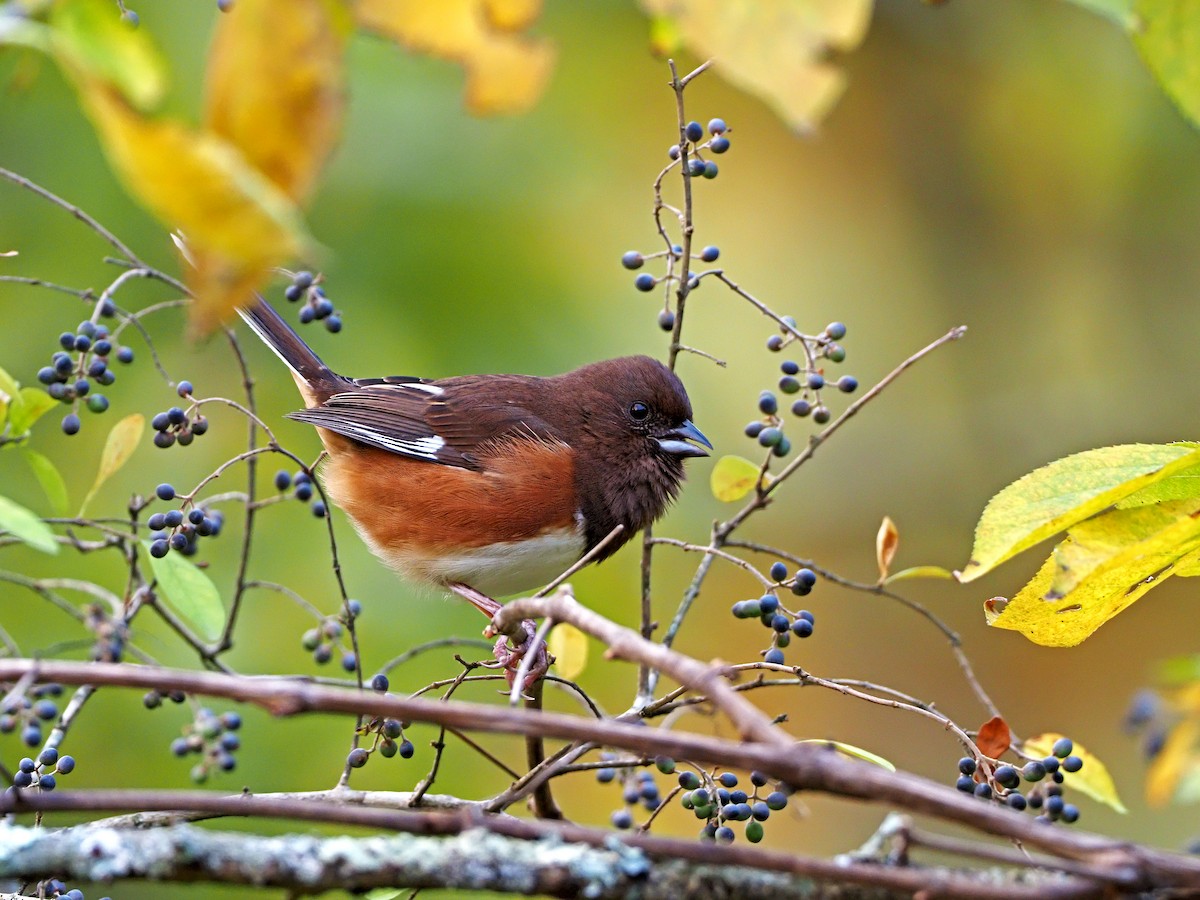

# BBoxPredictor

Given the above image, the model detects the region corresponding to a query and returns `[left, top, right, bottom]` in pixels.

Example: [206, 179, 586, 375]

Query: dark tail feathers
[237, 296, 343, 396]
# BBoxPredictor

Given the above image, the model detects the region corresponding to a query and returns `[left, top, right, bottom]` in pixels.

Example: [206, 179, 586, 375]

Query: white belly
[376, 526, 587, 598]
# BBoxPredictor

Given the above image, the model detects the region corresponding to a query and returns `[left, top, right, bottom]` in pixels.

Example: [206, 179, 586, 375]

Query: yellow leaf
[1133, 0, 1200, 131]
[547, 622, 588, 681]
[798, 739, 894, 772]
[638, 0, 874, 133]
[74, 82, 312, 333]
[990, 542, 1200, 647]
[355, 0, 555, 115]
[958, 443, 1200, 583]
[49, 0, 168, 111]
[483, 0, 542, 30]
[710, 454, 762, 502]
[884, 565, 954, 585]
[1024, 733, 1127, 813]
[205, 0, 350, 202]
[876, 515, 898, 582]
[1145, 719, 1198, 807]
[80, 413, 144, 515]
[1049, 499, 1200, 598]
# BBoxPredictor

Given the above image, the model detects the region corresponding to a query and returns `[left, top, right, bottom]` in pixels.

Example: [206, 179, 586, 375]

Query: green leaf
[1156, 654, 1200, 686]
[884, 565, 955, 585]
[798, 739, 895, 772]
[1117, 462, 1200, 507]
[22, 448, 68, 517]
[364, 891, 403, 900]
[1060, 0, 1137, 28]
[710, 454, 764, 502]
[9, 387, 57, 437]
[80, 413, 144, 515]
[1049, 498, 1200, 598]
[0, 364, 19, 405]
[48, 0, 168, 111]
[1133, 0, 1200, 131]
[145, 543, 225, 641]
[958, 443, 1200, 583]
[0, 494, 58, 554]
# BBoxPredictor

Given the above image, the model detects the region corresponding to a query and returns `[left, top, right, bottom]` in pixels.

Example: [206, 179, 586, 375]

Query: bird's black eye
[629, 401, 650, 421]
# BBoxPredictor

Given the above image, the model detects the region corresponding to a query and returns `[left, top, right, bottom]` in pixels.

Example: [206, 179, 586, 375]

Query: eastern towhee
[239, 298, 710, 683]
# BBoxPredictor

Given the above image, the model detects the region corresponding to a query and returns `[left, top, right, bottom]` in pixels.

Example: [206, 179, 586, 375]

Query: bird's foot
[449, 583, 551, 694]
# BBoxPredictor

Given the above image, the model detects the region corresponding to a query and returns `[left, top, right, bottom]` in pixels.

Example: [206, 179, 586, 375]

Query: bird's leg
[448, 583, 551, 692]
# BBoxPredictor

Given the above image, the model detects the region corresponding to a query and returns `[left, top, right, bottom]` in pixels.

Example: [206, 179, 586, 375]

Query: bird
[238, 296, 710, 684]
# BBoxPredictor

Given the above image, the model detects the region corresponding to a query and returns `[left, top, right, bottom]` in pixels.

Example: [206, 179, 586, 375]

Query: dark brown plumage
[239, 297, 710, 600]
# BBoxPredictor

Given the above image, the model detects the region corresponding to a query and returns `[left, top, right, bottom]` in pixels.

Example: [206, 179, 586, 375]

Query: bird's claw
[488, 618, 551, 693]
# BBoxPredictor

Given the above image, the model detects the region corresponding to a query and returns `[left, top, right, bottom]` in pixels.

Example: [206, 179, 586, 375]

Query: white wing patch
[331, 422, 445, 460]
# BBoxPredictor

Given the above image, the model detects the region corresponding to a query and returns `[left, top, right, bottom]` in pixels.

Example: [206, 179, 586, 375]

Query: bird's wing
[286, 375, 561, 471]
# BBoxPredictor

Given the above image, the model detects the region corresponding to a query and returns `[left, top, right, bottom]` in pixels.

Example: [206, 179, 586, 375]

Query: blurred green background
[3, 0, 1200, 896]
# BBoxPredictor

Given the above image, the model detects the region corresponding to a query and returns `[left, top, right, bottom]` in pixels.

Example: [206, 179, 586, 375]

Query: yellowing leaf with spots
[710, 454, 763, 502]
[548, 623, 588, 681]
[205, 0, 351, 202]
[990, 541, 1200, 647]
[958, 443, 1200, 583]
[1048, 499, 1200, 599]
[80, 413, 143, 515]
[640, 0, 874, 133]
[1023, 733, 1126, 813]
[355, 0, 555, 115]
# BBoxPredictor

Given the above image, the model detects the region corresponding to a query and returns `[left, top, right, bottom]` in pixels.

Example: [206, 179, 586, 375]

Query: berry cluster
[345, 674, 415, 769]
[744, 321, 857, 456]
[0, 683, 63, 747]
[301, 599, 362, 669]
[597, 753, 672, 829]
[955, 737, 1085, 824]
[274, 469, 326, 517]
[150, 382, 209, 448]
[36, 316, 133, 434]
[678, 767, 789, 843]
[84, 602, 127, 662]
[168, 708, 242, 783]
[33, 882, 96, 900]
[1123, 688, 1168, 759]
[146, 483, 224, 559]
[7, 746, 76, 795]
[283, 271, 342, 333]
[730, 562, 818, 663]
[670, 117, 730, 181]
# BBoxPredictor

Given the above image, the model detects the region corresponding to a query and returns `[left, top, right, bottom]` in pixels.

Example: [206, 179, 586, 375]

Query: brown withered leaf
[975, 715, 1012, 759]
[355, 0, 555, 115]
[205, 0, 351, 202]
[876, 515, 898, 582]
[640, 0, 874, 133]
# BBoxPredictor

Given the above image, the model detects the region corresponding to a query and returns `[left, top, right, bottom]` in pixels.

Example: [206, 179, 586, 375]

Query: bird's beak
[656, 419, 712, 458]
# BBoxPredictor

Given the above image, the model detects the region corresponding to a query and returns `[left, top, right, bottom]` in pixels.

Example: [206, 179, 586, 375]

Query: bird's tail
[237, 296, 342, 402]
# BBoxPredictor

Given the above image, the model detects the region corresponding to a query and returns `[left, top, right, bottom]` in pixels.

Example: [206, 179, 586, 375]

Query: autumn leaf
[1145, 718, 1199, 807]
[80, 413, 144, 515]
[710, 454, 764, 502]
[975, 715, 1011, 758]
[958, 443, 1200, 583]
[1025, 732, 1127, 813]
[1133, 0, 1200, 131]
[639, 0, 874, 133]
[876, 515, 898, 582]
[205, 0, 351, 202]
[798, 739, 894, 772]
[548, 623, 588, 680]
[355, 0, 555, 115]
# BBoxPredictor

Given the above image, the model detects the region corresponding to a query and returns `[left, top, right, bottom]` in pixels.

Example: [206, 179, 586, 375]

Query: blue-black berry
[769, 561, 788, 582]
[634, 273, 656, 292]
[685, 121, 703, 142]
[621, 251, 644, 270]
[710, 135, 730, 153]
[156, 483, 175, 501]
[837, 375, 858, 393]
[699, 246, 719, 262]
[1052, 737, 1074, 758]
[62, 413, 81, 435]
[707, 117, 727, 135]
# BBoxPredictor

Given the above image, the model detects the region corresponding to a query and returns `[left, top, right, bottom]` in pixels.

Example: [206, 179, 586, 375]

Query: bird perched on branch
[238, 296, 710, 686]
